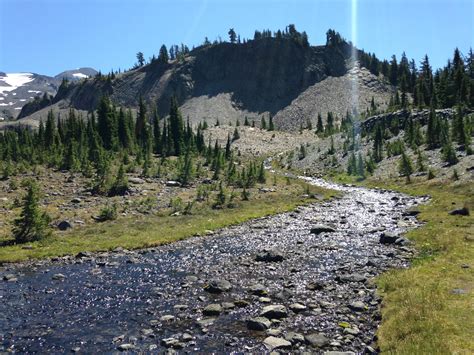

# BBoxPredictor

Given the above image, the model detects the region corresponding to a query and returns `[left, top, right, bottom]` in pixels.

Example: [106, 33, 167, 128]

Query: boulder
[305, 333, 329, 348]
[57, 220, 73, 231]
[203, 304, 222, 316]
[289, 303, 307, 312]
[129, 177, 145, 184]
[285, 332, 305, 344]
[165, 180, 181, 187]
[248, 283, 267, 295]
[310, 225, 336, 235]
[204, 279, 232, 293]
[348, 301, 367, 312]
[255, 250, 284, 262]
[263, 336, 292, 351]
[246, 317, 271, 331]
[379, 232, 399, 244]
[260, 304, 288, 319]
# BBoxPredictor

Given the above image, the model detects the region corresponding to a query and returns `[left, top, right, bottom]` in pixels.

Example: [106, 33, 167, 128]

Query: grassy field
[0, 175, 334, 263]
[364, 177, 473, 354]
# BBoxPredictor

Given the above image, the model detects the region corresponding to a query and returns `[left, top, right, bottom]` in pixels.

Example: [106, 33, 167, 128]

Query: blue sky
[1, 0, 473, 76]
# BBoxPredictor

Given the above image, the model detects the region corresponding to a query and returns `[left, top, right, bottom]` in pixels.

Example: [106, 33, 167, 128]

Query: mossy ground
[364, 177, 473, 354]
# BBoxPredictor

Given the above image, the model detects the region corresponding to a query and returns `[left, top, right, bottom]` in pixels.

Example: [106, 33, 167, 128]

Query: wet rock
[307, 280, 325, 290]
[160, 315, 175, 322]
[71, 347, 81, 353]
[449, 207, 469, 216]
[222, 302, 235, 310]
[305, 333, 329, 348]
[336, 274, 366, 283]
[348, 301, 367, 312]
[204, 279, 232, 293]
[71, 197, 82, 204]
[117, 343, 135, 351]
[395, 237, 409, 246]
[259, 297, 272, 303]
[255, 250, 284, 262]
[246, 317, 271, 331]
[263, 336, 292, 351]
[249, 283, 268, 295]
[310, 224, 336, 235]
[289, 303, 307, 312]
[3, 274, 17, 282]
[285, 331, 305, 344]
[203, 304, 222, 316]
[161, 338, 183, 349]
[379, 232, 399, 244]
[234, 299, 250, 308]
[343, 328, 360, 335]
[260, 305, 288, 319]
[181, 333, 193, 342]
[57, 220, 73, 231]
[75, 251, 92, 259]
[52, 273, 66, 280]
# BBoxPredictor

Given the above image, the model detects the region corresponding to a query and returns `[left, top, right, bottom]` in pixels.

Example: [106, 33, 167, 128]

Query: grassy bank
[0, 175, 334, 263]
[365, 178, 473, 353]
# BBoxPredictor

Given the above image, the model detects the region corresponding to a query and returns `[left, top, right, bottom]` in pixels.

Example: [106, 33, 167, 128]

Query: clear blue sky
[1, 0, 473, 76]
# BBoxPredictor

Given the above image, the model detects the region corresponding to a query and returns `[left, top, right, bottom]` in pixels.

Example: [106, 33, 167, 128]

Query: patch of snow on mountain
[72, 72, 88, 79]
[0, 73, 34, 94]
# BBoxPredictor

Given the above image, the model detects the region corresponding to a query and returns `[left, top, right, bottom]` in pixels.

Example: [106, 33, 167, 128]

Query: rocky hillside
[0, 68, 97, 120]
[15, 37, 394, 130]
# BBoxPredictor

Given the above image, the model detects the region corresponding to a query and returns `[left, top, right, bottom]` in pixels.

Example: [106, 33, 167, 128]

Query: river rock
[117, 343, 135, 351]
[348, 301, 367, 311]
[71, 197, 82, 204]
[289, 303, 307, 312]
[305, 333, 329, 348]
[310, 225, 336, 234]
[3, 274, 17, 282]
[52, 273, 66, 280]
[203, 304, 222, 316]
[285, 331, 305, 344]
[255, 250, 284, 262]
[204, 279, 232, 293]
[260, 305, 288, 319]
[336, 273, 367, 283]
[249, 283, 267, 295]
[246, 317, 271, 331]
[379, 232, 399, 244]
[263, 336, 292, 351]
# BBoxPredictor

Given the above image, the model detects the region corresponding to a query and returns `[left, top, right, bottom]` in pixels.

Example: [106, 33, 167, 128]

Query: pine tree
[109, 163, 129, 196]
[179, 149, 194, 186]
[268, 116, 275, 131]
[373, 123, 384, 162]
[228, 28, 237, 43]
[136, 52, 145, 67]
[261, 116, 267, 130]
[347, 152, 357, 175]
[257, 161, 266, 183]
[13, 180, 50, 243]
[232, 127, 240, 141]
[169, 97, 184, 156]
[316, 113, 324, 134]
[442, 140, 458, 166]
[399, 151, 413, 183]
[158, 45, 169, 63]
[357, 152, 365, 177]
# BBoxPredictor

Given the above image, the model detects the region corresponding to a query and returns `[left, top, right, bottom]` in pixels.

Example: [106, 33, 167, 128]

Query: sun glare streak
[351, 0, 359, 116]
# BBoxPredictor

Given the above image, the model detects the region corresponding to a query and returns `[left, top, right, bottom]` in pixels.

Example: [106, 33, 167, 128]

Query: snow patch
[28, 90, 41, 94]
[0, 73, 34, 94]
[72, 72, 88, 79]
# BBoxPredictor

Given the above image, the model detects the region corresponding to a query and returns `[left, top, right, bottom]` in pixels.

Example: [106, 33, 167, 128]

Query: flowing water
[0, 178, 427, 353]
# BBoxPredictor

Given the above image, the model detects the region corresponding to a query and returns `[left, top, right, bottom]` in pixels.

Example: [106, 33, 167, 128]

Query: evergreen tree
[109, 163, 129, 196]
[232, 127, 240, 141]
[13, 180, 50, 243]
[261, 116, 267, 130]
[228, 28, 237, 43]
[257, 161, 266, 183]
[158, 45, 169, 63]
[179, 149, 194, 186]
[136, 52, 145, 67]
[169, 97, 184, 155]
[373, 123, 384, 162]
[316, 113, 324, 134]
[442, 140, 458, 165]
[356, 152, 365, 177]
[268, 116, 275, 131]
[399, 151, 413, 183]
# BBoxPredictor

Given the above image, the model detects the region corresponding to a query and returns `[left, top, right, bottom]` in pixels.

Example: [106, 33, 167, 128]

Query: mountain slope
[14, 37, 393, 129]
[0, 68, 97, 120]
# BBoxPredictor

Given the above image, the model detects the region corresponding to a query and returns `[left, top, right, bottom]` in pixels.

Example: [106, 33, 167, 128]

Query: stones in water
[263, 336, 292, 351]
[52, 273, 66, 281]
[204, 279, 232, 293]
[160, 315, 175, 322]
[348, 301, 367, 312]
[285, 331, 305, 344]
[379, 232, 399, 244]
[248, 283, 267, 295]
[310, 225, 336, 235]
[307, 280, 325, 290]
[289, 303, 307, 312]
[260, 305, 288, 319]
[305, 333, 329, 348]
[3, 274, 17, 282]
[160, 338, 184, 349]
[255, 250, 284, 262]
[449, 207, 470, 216]
[117, 343, 135, 351]
[203, 304, 222, 316]
[336, 274, 366, 283]
[246, 317, 271, 331]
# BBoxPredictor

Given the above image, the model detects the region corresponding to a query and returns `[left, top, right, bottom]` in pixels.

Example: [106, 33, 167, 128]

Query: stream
[0, 178, 427, 353]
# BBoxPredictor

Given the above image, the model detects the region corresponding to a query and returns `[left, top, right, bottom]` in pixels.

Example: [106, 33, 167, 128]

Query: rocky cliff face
[15, 38, 394, 130]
